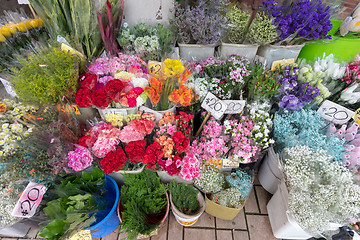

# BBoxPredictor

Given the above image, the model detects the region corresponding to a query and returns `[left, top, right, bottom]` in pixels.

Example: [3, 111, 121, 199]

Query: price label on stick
[317, 100, 355, 124]
[201, 92, 228, 120]
[223, 100, 246, 114]
[11, 182, 47, 218]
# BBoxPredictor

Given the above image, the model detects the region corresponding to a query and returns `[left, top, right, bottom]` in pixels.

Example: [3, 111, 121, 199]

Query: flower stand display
[267, 181, 313, 239]
[258, 147, 283, 194]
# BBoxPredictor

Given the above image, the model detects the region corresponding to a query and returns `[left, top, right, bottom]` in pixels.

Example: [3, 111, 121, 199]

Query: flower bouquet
[220, 4, 277, 60]
[280, 145, 360, 238]
[75, 54, 149, 116]
[258, 0, 333, 68]
[188, 55, 251, 107]
[118, 23, 174, 61]
[172, 0, 228, 61]
[154, 112, 199, 182]
[144, 59, 194, 111]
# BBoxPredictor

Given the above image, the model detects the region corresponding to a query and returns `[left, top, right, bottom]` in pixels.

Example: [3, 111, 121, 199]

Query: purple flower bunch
[278, 65, 319, 110]
[260, 0, 332, 44]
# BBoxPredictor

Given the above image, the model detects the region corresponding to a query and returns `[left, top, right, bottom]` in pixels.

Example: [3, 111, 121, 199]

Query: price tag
[271, 58, 295, 71]
[223, 100, 246, 114]
[353, 108, 360, 126]
[148, 61, 163, 76]
[201, 92, 228, 120]
[318, 100, 355, 124]
[12, 182, 47, 218]
[221, 158, 240, 169]
[68, 230, 92, 240]
[254, 55, 266, 66]
[71, 105, 81, 115]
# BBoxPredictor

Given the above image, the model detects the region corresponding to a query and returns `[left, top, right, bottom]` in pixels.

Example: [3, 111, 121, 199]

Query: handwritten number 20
[20, 187, 40, 215]
[324, 107, 348, 120]
[208, 98, 222, 111]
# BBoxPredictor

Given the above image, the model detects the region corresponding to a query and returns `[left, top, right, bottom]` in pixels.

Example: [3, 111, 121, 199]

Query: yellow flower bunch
[163, 59, 185, 77]
[0, 19, 44, 42]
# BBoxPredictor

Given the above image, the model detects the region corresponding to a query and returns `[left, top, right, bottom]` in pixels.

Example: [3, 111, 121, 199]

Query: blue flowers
[260, 0, 332, 44]
[278, 65, 320, 110]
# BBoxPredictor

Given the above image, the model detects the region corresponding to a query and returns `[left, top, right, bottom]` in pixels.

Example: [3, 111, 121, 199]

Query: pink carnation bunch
[119, 119, 155, 143]
[92, 138, 119, 158]
[179, 153, 200, 181]
[67, 146, 93, 171]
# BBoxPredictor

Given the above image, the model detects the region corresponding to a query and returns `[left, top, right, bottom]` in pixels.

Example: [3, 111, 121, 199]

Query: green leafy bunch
[169, 181, 200, 215]
[9, 46, 79, 105]
[246, 63, 280, 101]
[118, 23, 174, 61]
[120, 169, 167, 239]
[225, 6, 251, 44]
[247, 11, 278, 44]
[38, 167, 106, 240]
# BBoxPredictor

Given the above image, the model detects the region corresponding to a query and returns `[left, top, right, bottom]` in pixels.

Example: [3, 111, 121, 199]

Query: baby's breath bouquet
[282, 145, 360, 238]
[0, 181, 24, 228]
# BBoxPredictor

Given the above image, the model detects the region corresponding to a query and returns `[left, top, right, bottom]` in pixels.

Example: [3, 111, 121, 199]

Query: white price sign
[201, 92, 228, 120]
[223, 100, 246, 114]
[12, 182, 47, 218]
[221, 158, 239, 169]
[317, 100, 355, 124]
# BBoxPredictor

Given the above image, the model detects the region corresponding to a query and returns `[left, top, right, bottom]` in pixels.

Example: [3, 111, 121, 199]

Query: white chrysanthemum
[1, 124, 8, 129]
[132, 77, 149, 89]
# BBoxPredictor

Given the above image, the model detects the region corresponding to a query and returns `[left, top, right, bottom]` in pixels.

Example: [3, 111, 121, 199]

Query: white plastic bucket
[170, 192, 205, 226]
[258, 147, 283, 194]
[257, 44, 304, 69]
[220, 43, 259, 61]
[267, 181, 312, 239]
[178, 43, 215, 62]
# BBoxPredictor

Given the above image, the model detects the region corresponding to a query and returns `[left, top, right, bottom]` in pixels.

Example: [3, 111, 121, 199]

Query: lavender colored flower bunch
[172, 0, 228, 44]
[260, 0, 332, 44]
[278, 65, 320, 110]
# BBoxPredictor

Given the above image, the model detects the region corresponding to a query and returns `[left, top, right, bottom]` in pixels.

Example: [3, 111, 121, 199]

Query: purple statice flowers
[260, 0, 332, 44]
[278, 66, 319, 110]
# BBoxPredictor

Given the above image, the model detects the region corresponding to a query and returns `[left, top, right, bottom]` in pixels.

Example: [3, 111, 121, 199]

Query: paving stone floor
[0, 177, 277, 240]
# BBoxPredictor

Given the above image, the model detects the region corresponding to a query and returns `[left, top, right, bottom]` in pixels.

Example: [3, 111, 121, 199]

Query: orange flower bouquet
[144, 59, 194, 111]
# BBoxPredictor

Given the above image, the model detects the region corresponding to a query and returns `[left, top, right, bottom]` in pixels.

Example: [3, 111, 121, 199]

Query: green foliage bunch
[38, 167, 106, 240]
[118, 23, 174, 61]
[225, 6, 251, 44]
[225, 6, 278, 44]
[9, 46, 79, 105]
[120, 169, 167, 239]
[169, 181, 200, 215]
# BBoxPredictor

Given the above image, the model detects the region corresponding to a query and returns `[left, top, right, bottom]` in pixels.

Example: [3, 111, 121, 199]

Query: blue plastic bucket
[89, 175, 120, 238]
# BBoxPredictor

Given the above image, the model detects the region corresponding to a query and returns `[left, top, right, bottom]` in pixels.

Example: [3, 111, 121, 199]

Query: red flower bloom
[127, 97, 137, 107]
[100, 147, 127, 174]
[125, 140, 146, 164]
[130, 119, 155, 135]
[105, 79, 125, 101]
[79, 73, 97, 90]
[143, 142, 163, 167]
[90, 88, 111, 109]
[78, 135, 96, 148]
[75, 88, 92, 108]
[173, 131, 190, 154]
[132, 87, 144, 95]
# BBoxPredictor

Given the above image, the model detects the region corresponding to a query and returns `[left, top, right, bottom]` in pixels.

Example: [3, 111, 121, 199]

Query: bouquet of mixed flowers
[276, 65, 320, 111]
[337, 61, 360, 107]
[75, 53, 149, 109]
[145, 59, 194, 111]
[188, 55, 251, 101]
[154, 111, 198, 180]
[298, 54, 347, 104]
